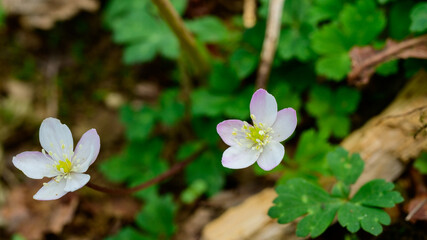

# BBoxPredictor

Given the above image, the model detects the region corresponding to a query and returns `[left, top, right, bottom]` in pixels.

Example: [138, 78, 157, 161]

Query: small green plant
[269, 147, 403, 237]
[414, 152, 427, 174]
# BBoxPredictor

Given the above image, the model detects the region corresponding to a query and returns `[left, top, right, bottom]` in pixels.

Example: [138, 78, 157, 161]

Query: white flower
[217, 89, 297, 171]
[13, 117, 100, 200]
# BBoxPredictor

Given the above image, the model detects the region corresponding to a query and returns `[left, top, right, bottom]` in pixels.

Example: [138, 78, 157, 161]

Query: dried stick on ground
[255, 0, 285, 89]
[348, 34, 427, 86]
[202, 70, 427, 240]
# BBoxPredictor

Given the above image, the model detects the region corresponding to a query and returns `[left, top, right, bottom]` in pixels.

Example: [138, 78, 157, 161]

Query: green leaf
[309, 0, 345, 23]
[208, 62, 240, 93]
[270, 82, 302, 113]
[414, 152, 427, 174]
[269, 178, 334, 223]
[186, 16, 229, 43]
[377, 0, 394, 4]
[331, 181, 351, 198]
[229, 48, 259, 79]
[339, 0, 386, 45]
[105, 227, 152, 240]
[180, 179, 208, 204]
[120, 105, 157, 141]
[278, 24, 314, 62]
[190, 89, 229, 117]
[223, 87, 252, 119]
[270, 63, 316, 93]
[410, 2, 427, 33]
[327, 147, 364, 185]
[296, 203, 340, 238]
[185, 150, 226, 196]
[269, 178, 340, 237]
[136, 195, 177, 238]
[351, 179, 404, 208]
[306, 85, 332, 117]
[282, 0, 312, 24]
[99, 139, 168, 201]
[333, 87, 361, 114]
[338, 203, 390, 236]
[177, 141, 205, 160]
[104, 0, 181, 64]
[316, 53, 351, 80]
[311, 23, 350, 55]
[192, 117, 221, 145]
[389, 1, 413, 40]
[318, 114, 350, 138]
[376, 60, 398, 76]
[170, 0, 188, 15]
[159, 89, 185, 126]
[293, 129, 332, 174]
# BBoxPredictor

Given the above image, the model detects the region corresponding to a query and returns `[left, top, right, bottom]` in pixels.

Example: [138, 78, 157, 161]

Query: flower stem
[86, 145, 206, 195]
[151, 0, 210, 77]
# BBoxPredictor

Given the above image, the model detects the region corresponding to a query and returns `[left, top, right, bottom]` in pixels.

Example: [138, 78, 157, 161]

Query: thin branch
[243, 0, 257, 28]
[255, 0, 285, 89]
[348, 34, 427, 85]
[86, 145, 206, 195]
[151, 0, 210, 76]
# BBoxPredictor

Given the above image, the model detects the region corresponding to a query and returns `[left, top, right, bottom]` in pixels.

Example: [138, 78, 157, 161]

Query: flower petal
[33, 179, 68, 200]
[271, 108, 297, 142]
[12, 151, 58, 179]
[221, 146, 260, 169]
[64, 173, 90, 192]
[257, 142, 284, 171]
[72, 129, 100, 173]
[250, 89, 278, 127]
[217, 120, 246, 146]
[39, 118, 74, 161]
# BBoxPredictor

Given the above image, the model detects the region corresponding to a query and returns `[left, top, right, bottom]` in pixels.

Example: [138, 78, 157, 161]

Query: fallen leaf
[1, 181, 79, 240]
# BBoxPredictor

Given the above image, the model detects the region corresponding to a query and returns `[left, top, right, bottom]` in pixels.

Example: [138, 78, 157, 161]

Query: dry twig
[348, 34, 427, 85]
[255, 0, 285, 89]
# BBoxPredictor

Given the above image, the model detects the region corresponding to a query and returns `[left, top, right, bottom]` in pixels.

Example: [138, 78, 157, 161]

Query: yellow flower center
[56, 159, 72, 173]
[232, 114, 273, 152]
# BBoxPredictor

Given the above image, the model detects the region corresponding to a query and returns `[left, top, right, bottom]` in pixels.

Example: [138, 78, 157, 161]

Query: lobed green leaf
[327, 147, 364, 185]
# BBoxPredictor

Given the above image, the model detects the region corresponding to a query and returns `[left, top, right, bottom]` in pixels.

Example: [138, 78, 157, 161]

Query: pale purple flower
[12, 118, 100, 200]
[217, 89, 297, 171]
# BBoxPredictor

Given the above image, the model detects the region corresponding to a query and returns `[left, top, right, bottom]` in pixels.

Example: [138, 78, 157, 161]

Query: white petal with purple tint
[33, 179, 68, 200]
[12, 151, 58, 179]
[250, 89, 278, 127]
[256, 142, 285, 171]
[72, 129, 100, 172]
[271, 108, 297, 142]
[39, 118, 74, 161]
[222, 146, 260, 169]
[64, 173, 90, 192]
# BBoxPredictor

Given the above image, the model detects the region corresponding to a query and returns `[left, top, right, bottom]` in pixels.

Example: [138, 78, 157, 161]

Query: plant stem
[86, 145, 206, 195]
[151, 0, 210, 76]
[256, 0, 285, 89]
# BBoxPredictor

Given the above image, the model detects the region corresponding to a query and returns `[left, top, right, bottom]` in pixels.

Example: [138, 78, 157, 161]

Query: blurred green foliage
[414, 152, 427, 174]
[97, 0, 427, 238]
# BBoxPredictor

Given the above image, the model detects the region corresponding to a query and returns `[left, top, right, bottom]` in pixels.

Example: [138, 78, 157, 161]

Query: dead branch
[348, 34, 427, 86]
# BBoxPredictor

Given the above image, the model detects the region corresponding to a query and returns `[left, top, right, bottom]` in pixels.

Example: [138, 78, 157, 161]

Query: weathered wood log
[201, 70, 427, 240]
